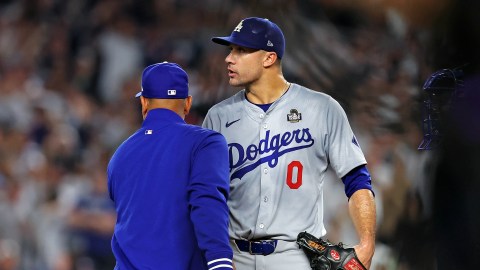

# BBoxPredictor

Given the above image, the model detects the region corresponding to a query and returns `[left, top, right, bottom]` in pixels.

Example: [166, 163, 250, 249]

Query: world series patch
[287, 109, 302, 123]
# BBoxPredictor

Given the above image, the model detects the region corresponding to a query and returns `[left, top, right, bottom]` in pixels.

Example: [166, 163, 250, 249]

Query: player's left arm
[325, 97, 376, 267]
[342, 165, 376, 269]
[349, 188, 376, 269]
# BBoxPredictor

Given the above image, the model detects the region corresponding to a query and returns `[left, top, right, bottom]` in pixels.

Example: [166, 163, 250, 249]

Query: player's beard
[227, 69, 243, 87]
[228, 77, 244, 87]
[228, 71, 260, 89]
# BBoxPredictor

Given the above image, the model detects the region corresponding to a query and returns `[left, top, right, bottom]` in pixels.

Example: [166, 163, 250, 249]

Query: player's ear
[263, 52, 278, 68]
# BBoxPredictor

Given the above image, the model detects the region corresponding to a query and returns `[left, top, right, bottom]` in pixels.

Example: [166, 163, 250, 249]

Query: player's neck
[246, 76, 290, 104]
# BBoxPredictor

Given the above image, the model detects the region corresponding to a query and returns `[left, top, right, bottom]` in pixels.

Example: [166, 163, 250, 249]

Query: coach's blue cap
[135, 62, 189, 99]
[212, 17, 285, 59]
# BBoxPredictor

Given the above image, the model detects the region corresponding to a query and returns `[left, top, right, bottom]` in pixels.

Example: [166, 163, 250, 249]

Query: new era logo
[168, 90, 176, 95]
[267, 40, 273, 47]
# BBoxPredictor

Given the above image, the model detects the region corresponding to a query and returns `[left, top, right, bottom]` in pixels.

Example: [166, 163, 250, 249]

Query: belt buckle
[248, 240, 276, 255]
[248, 240, 261, 255]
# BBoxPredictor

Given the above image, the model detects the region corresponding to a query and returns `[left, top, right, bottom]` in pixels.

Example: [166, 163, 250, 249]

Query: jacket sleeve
[188, 131, 233, 269]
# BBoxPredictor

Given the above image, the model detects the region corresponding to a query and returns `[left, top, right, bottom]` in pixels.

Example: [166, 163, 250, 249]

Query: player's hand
[354, 243, 374, 269]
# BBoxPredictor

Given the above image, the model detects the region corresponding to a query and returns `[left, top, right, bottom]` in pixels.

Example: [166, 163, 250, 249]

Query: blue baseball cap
[212, 17, 285, 59]
[135, 62, 189, 99]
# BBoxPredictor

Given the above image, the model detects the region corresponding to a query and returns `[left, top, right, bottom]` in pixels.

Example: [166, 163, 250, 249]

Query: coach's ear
[140, 96, 149, 120]
[263, 51, 278, 68]
[183, 95, 192, 117]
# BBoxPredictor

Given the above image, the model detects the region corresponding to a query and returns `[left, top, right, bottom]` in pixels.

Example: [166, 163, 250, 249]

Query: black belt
[234, 239, 278, 255]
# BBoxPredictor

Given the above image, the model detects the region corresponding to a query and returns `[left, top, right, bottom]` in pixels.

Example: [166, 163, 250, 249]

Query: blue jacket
[107, 108, 233, 270]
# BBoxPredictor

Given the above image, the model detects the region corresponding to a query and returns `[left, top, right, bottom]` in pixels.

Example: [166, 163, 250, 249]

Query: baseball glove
[296, 231, 366, 270]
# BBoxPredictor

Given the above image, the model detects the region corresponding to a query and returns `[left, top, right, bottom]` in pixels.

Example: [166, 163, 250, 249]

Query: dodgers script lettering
[229, 128, 314, 180]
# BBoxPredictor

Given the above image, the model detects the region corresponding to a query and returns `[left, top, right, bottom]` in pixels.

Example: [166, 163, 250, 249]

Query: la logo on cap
[168, 90, 176, 95]
[234, 20, 243, 32]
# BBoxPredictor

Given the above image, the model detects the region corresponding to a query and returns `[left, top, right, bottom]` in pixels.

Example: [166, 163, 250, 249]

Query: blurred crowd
[0, 0, 447, 269]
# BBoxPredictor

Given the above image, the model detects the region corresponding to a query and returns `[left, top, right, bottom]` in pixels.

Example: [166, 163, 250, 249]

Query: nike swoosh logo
[225, 119, 241, 128]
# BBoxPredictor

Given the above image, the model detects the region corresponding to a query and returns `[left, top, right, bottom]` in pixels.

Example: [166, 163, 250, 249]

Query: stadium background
[0, 0, 471, 269]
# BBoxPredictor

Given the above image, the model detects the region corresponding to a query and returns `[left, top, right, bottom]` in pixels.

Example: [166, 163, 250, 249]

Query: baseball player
[107, 62, 234, 269]
[202, 17, 376, 269]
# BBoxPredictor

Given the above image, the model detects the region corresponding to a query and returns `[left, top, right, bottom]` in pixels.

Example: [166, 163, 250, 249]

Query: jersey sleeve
[325, 97, 367, 178]
[202, 109, 218, 131]
[188, 131, 233, 268]
[341, 164, 374, 199]
[202, 106, 222, 132]
[202, 111, 213, 129]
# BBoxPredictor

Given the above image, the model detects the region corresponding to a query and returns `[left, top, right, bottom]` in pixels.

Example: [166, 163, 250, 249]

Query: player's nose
[225, 52, 234, 64]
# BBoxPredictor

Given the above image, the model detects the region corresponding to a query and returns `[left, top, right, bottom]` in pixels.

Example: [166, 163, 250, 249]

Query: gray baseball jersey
[202, 83, 366, 242]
